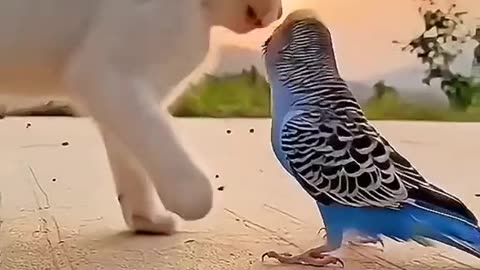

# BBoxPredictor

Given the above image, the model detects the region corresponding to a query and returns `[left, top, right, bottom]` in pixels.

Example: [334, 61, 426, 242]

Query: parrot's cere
[261, 9, 480, 268]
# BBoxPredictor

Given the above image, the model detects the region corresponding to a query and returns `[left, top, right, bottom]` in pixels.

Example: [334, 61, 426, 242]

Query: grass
[169, 67, 270, 118]
[169, 67, 480, 122]
[364, 92, 480, 122]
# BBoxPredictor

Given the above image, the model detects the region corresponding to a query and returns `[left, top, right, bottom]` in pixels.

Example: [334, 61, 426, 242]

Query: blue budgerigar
[261, 9, 480, 267]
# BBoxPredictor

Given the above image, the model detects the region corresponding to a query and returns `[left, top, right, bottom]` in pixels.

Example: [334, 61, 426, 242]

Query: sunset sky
[207, 0, 480, 84]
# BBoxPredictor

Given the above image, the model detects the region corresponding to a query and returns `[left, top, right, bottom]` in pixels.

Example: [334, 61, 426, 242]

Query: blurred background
[2, 0, 480, 122]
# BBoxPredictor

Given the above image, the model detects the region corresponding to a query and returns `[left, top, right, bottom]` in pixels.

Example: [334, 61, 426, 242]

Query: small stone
[226, 129, 232, 134]
[215, 174, 220, 179]
[61, 141, 69, 146]
[249, 128, 255, 133]
[217, 186, 225, 191]
[26, 123, 32, 128]
[51, 178, 57, 182]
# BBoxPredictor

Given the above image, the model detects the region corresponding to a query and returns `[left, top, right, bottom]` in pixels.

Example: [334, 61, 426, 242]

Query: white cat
[0, 0, 282, 234]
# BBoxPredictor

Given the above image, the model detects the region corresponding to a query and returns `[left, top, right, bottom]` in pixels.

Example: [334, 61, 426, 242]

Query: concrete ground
[1, 117, 480, 270]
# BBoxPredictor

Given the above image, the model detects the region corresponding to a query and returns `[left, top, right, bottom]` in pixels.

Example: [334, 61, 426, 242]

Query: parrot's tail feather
[408, 203, 480, 259]
[441, 234, 480, 258]
[318, 202, 480, 258]
[420, 222, 480, 258]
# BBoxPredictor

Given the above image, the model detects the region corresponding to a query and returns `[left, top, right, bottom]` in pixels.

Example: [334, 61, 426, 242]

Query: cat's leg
[101, 127, 176, 234]
[65, 59, 213, 221]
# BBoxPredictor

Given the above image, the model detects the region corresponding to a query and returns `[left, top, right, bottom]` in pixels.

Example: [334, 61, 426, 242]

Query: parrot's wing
[280, 109, 477, 223]
[281, 109, 406, 208]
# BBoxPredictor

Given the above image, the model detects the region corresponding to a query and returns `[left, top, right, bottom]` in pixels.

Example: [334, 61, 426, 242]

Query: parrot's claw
[316, 227, 327, 239]
[348, 236, 385, 251]
[261, 248, 344, 268]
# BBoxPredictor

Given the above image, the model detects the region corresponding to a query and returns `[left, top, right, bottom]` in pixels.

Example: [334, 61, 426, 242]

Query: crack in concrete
[346, 246, 407, 270]
[27, 166, 50, 210]
[223, 208, 300, 250]
[437, 254, 480, 269]
[27, 164, 74, 270]
[262, 203, 303, 225]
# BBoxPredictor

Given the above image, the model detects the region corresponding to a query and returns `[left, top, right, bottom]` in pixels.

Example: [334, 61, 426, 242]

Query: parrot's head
[263, 10, 341, 120]
[203, 0, 283, 34]
[262, 9, 338, 74]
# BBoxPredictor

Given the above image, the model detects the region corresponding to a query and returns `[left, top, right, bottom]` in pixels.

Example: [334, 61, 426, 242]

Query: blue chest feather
[269, 74, 297, 172]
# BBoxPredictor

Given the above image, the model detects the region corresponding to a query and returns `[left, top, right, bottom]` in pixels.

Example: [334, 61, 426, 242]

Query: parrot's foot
[348, 236, 384, 249]
[261, 246, 344, 268]
[317, 227, 384, 250]
[346, 233, 384, 251]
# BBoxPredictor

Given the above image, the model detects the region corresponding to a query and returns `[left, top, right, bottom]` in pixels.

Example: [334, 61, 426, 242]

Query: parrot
[260, 9, 480, 268]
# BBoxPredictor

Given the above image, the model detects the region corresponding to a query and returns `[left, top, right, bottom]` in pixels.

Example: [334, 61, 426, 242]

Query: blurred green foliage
[393, 1, 480, 110]
[170, 67, 480, 122]
[169, 66, 271, 118]
[364, 91, 480, 122]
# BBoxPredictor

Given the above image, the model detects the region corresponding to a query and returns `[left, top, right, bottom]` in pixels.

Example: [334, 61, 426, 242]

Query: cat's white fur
[0, 0, 282, 234]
